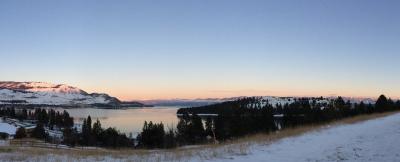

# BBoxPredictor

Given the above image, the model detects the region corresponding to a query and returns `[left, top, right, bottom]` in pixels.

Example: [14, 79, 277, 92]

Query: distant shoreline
[0, 104, 154, 109]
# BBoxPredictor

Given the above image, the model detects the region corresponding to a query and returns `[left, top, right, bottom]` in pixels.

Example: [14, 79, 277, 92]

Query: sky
[0, 0, 399, 100]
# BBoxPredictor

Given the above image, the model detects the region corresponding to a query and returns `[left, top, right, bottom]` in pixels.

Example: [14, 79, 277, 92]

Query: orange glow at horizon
[71, 79, 400, 101]
[83, 86, 399, 101]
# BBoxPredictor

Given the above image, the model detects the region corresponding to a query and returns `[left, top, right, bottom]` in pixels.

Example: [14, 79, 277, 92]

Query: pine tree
[87, 116, 92, 133]
[164, 128, 177, 148]
[137, 121, 165, 148]
[63, 110, 74, 128]
[396, 100, 400, 110]
[15, 127, 27, 139]
[32, 123, 46, 139]
[63, 127, 78, 147]
[376, 95, 388, 112]
[92, 119, 102, 145]
[388, 98, 395, 111]
[177, 112, 190, 144]
[92, 119, 102, 136]
[49, 109, 56, 130]
[81, 119, 88, 145]
[358, 101, 367, 114]
[334, 97, 346, 109]
[190, 113, 206, 143]
[81, 116, 93, 145]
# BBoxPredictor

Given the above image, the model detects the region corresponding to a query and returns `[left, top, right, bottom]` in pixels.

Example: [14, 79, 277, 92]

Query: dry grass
[0, 111, 398, 162]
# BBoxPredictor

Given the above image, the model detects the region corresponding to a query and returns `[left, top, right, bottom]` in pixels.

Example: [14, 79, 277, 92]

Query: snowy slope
[0, 81, 120, 106]
[202, 113, 400, 162]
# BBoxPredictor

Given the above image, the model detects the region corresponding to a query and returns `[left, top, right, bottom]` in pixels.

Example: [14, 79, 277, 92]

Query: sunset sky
[0, 0, 399, 100]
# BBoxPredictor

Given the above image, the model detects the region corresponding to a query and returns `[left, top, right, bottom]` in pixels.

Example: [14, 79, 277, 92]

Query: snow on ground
[0, 123, 17, 135]
[207, 113, 400, 162]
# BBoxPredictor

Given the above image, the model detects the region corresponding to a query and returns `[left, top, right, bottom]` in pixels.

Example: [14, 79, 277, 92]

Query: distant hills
[139, 96, 377, 108]
[0, 81, 146, 108]
[138, 98, 239, 107]
[177, 96, 379, 115]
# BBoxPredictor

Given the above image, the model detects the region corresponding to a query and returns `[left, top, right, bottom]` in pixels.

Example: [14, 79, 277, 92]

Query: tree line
[0, 108, 132, 148]
[0, 108, 74, 129]
[0, 108, 74, 140]
[62, 115, 133, 148]
[138, 95, 400, 148]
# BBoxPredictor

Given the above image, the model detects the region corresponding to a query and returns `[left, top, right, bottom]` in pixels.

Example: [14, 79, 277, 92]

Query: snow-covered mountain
[0, 81, 122, 107]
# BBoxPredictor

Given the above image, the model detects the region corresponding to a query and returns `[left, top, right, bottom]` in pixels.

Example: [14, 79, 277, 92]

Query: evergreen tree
[396, 100, 400, 109]
[63, 110, 74, 128]
[190, 114, 206, 143]
[176, 112, 206, 144]
[81, 119, 88, 145]
[376, 95, 388, 112]
[21, 108, 28, 120]
[214, 113, 231, 140]
[32, 123, 47, 139]
[101, 127, 132, 148]
[80, 116, 94, 145]
[388, 98, 395, 111]
[92, 119, 102, 137]
[164, 127, 177, 148]
[92, 119, 102, 145]
[63, 127, 78, 147]
[177, 112, 190, 144]
[137, 121, 165, 148]
[358, 101, 367, 114]
[15, 127, 27, 139]
[87, 116, 92, 133]
[49, 109, 56, 130]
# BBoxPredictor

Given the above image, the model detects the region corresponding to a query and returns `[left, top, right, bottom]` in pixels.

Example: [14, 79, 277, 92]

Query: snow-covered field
[0, 123, 16, 136]
[0, 113, 399, 162]
[210, 112, 400, 162]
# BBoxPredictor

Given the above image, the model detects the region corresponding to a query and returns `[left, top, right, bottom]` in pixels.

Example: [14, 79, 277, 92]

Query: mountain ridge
[0, 81, 144, 108]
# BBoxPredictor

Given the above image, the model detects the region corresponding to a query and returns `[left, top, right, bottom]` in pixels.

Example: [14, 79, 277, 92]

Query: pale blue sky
[0, 0, 399, 100]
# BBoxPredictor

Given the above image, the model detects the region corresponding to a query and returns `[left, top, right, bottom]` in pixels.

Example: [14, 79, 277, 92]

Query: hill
[0, 81, 145, 108]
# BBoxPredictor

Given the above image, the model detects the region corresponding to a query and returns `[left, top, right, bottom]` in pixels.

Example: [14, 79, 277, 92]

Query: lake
[54, 107, 180, 136]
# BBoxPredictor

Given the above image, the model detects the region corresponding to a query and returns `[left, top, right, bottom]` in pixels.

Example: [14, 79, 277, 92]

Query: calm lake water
[54, 107, 180, 136]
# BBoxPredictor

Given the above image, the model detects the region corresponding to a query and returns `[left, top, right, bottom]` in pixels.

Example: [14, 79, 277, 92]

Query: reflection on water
[54, 107, 180, 135]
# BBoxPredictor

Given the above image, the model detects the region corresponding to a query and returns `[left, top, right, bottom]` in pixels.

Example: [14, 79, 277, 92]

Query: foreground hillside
[212, 112, 400, 162]
[0, 112, 398, 162]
